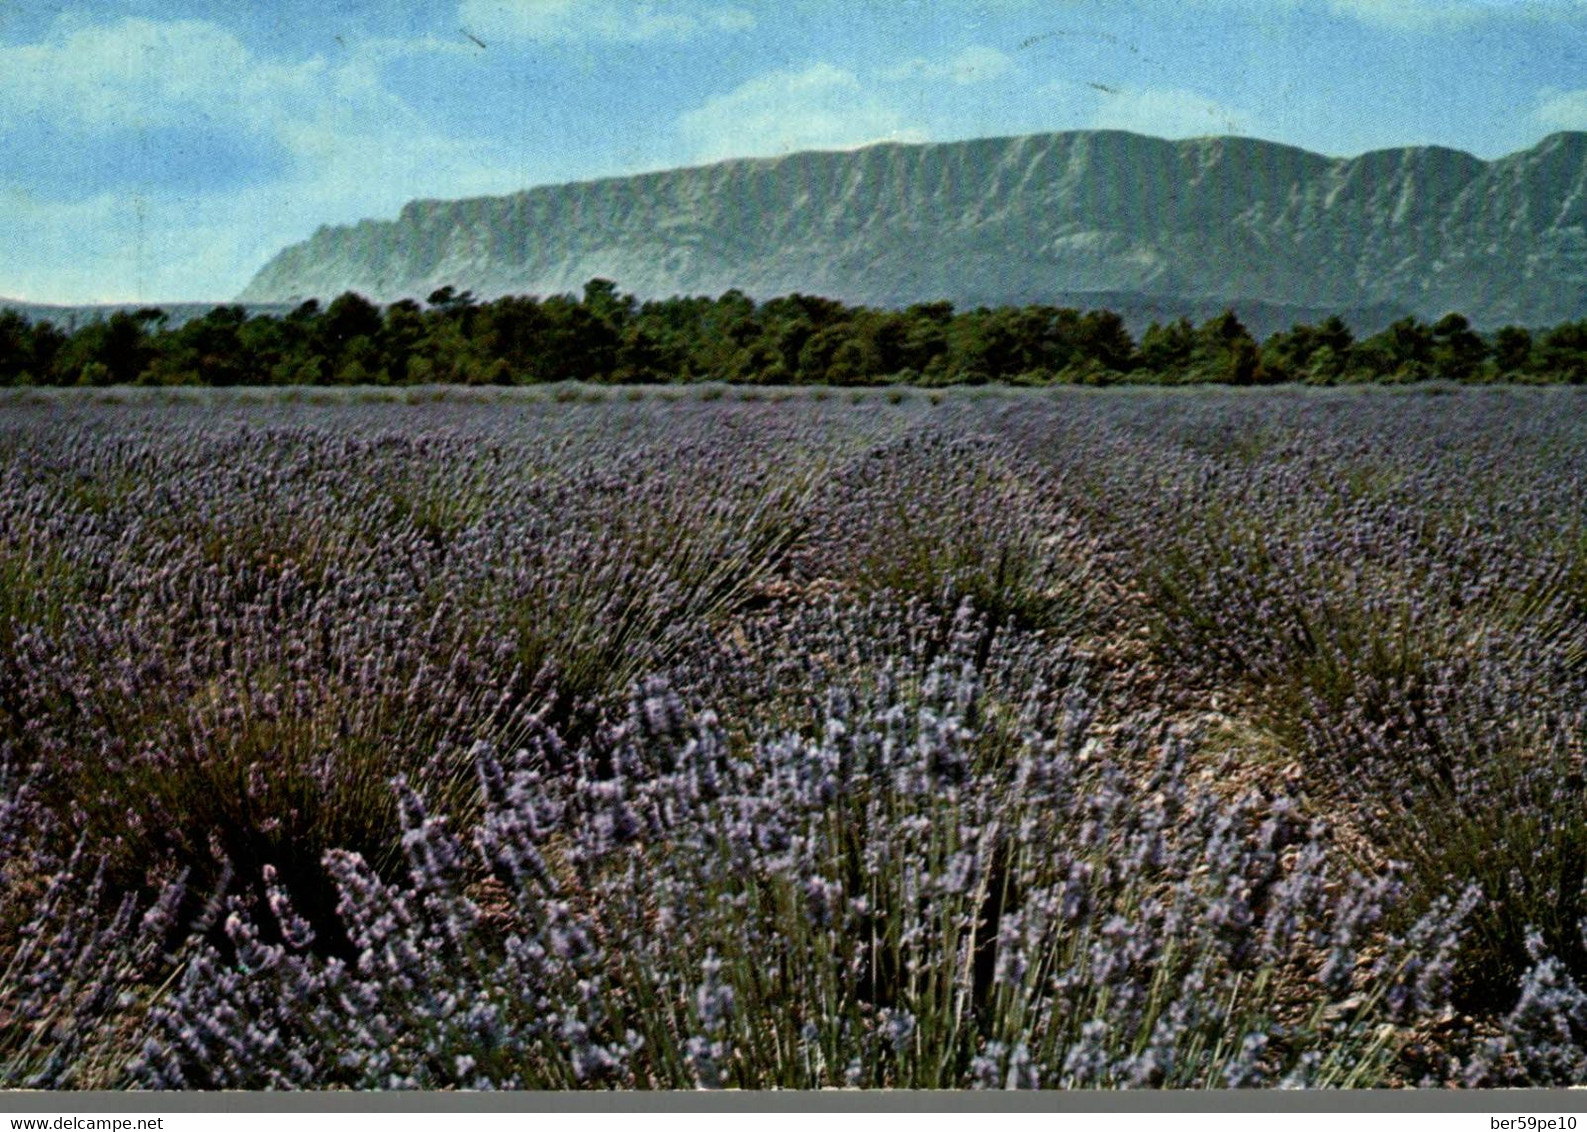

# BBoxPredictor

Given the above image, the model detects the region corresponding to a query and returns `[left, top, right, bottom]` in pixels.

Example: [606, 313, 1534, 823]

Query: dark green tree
[1539, 320, 1587, 383]
[1430, 312, 1488, 380]
[1138, 317, 1196, 379]
[0, 311, 29, 385]
[1491, 326, 1534, 375]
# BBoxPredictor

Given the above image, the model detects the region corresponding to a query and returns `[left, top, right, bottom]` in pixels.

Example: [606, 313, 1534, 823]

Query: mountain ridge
[240, 129, 1587, 328]
[0, 299, 296, 331]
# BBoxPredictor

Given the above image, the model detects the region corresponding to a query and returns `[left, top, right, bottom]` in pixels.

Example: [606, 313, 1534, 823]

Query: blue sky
[5, 0, 1587, 301]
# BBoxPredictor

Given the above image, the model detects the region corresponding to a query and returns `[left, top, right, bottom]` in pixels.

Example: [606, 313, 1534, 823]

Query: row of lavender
[0, 387, 1584, 1088]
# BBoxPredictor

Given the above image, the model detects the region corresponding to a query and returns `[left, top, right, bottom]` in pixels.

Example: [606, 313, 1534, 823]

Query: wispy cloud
[1084, 84, 1254, 138]
[882, 45, 1016, 86]
[3, 192, 263, 304]
[677, 62, 927, 163]
[0, 17, 297, 132]
[457, 0, 754, 43]
[1535, 87, 1587, 129]
[0, 16, 526, 300]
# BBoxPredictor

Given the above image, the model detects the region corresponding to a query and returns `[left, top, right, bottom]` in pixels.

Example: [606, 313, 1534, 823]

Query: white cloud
[457, 0, 753, 43]
[3, 191, 264, 304]
[1085, 85, 1253, 139]
[677, 62, 927, 163]
[0, 18, 285, 132]
[0, 18, 487, 159]
[883, 45, 1016, 86]
[1535, 87, 1587, 129]
[0, 17, 530, 301]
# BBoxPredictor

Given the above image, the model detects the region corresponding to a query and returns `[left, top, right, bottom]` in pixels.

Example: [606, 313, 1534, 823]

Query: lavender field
[2, 384, 1585, 1090]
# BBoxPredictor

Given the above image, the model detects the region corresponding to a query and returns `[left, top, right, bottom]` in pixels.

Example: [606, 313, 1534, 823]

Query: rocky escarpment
[240, 129, 1587, 328]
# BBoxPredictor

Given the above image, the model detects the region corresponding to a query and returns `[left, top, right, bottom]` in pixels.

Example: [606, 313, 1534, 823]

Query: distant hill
[239, 129, 1587, 329]
[1016, 292, 1409, 341]
[0, 300, 296, 331]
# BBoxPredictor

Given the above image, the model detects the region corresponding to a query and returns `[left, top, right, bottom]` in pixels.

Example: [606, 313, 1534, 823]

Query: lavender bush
[0, 386, 1583, 1088]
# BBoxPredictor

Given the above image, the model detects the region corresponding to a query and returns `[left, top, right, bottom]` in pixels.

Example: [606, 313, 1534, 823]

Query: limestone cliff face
[239, 130, 1587, 327]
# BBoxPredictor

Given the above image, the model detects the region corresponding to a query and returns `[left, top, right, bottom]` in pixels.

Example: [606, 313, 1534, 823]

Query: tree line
[4, 279, 1587, 388]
